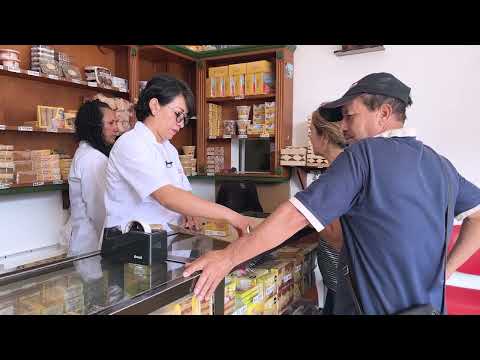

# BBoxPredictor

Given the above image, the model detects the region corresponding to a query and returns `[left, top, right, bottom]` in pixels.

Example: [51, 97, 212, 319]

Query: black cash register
[101, 221, 168, 265]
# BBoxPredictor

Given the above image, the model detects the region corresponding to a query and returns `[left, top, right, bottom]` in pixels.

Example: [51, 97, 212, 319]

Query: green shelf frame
[162, 45, 296, 59]
[0, 183, 68, 196]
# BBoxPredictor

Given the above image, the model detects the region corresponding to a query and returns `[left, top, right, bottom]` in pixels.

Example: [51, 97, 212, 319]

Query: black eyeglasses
[167, 106, 190, 126]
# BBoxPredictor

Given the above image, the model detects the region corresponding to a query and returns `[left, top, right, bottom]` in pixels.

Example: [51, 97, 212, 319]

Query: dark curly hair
[135, 74, 195, 123]
[75, 100, 113, 157]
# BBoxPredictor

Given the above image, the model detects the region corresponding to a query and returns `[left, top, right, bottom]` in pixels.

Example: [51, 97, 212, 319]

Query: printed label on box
[0, 65, 3, 70]
[284, 274, 292, 283]
[266, 284, 275, 298]
[233, 304, 247, 316]
[27, 70, 40, 77]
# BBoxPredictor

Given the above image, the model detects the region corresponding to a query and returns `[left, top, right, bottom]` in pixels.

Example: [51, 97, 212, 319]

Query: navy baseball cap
[320, 72, 411, 122]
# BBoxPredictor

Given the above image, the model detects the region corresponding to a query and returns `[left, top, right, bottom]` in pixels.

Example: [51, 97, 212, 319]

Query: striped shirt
[317, 237, 339, 292]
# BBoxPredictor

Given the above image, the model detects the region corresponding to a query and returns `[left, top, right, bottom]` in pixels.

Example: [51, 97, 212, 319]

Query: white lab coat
[68, 141, 108, 256]
[104, 121, 192, 243]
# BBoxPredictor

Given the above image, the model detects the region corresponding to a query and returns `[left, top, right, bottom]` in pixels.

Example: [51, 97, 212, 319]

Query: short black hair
[135, 73, 195, 122]
[75, 100, 113, 157]
[359, 93, 413, 123]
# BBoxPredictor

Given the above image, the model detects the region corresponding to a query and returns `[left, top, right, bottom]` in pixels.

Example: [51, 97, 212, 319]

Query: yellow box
[224, 75, 233, 97]
[263, 295, 278, 315]
[206, 78, 215, 98]
[234, 74, 245, 97]
[255, 72, 275, 95]
[246, 60, 273, 74]
[208, 65, 229, 78]
[228, 63, 247, 76]
[245, 73, 255, 96]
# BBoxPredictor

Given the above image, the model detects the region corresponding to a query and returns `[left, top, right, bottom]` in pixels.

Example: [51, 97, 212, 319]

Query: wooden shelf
[334, 46, 385, 57]
[0, 181, 68, 195]
[0, 125, 75, 134]
[0, 66, 129, 96]
[206, 94, 275, 103]
[214, 173, 290, 183]
[208, 134, 274, 140]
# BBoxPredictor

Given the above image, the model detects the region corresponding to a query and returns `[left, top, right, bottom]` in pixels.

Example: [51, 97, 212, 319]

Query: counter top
[0, 232, 230, 315]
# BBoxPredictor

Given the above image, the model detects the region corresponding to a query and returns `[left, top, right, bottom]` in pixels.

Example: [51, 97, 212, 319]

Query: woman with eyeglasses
[103, 74, 253, 246]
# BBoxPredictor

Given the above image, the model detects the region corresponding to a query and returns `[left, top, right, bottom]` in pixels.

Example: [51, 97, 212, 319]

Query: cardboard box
[206, 78, 215, 98]
[255, 72, 275, 95]
[16, 171, 36, 184]
[233, 74, 245, 97]
[208, 65, 229, 78]
[14, 160, 33, 172]
[245, 73, 255, 96]
[263, 295, 278, 315]
[0, 145, 14, 151]
[228, 63, 247, 76]
[0, 151, 13, 161]
[246, 60, 273, 74]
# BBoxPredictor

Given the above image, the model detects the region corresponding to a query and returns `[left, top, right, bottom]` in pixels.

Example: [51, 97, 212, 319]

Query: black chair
[216, 181, 264, 214]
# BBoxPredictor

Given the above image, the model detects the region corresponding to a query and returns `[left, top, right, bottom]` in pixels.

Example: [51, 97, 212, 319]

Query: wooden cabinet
[0, 45, 295, 196]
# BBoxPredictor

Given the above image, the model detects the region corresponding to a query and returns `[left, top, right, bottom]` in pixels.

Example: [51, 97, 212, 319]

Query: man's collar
[374, 127, 417, 138]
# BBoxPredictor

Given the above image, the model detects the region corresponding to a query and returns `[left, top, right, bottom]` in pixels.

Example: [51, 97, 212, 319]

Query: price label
[222, 135, 231, 139]
[87, 82, 98, 87]
[208, 136, 217, 140]
[266, 285, 275, 298]
[238, 134, 247, 139]
[47, 128, 58, 133]
[27, 70, 40, 77]
[233, 305, 247, 316]
[48, 74, 59, 80]
[52, 180, 64, 185]
[120, 88, 128, 93]
[18, 126, 33, 132]
[71, 79, 82, 84]
[7, 67, 21, 73]
[0, 65, 3, 70]
[33, 182, 44, 187]
[234, 96, 245, 100]
[0, 184, 11, 189]
[0, 125, 6, 130]
[260, 134, 270, 138]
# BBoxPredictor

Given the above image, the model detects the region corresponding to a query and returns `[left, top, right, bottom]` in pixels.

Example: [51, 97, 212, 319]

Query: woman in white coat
[104, 74, 254, 246]
[68, 100, 119, 256]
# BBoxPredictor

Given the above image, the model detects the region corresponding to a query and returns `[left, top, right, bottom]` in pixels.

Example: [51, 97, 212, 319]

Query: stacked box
[280, 146, 307, 167]
[208, 103, 222, 137]
[60, 158, 72, 180]
[265, 101, 275, 135]
[224, 277, 237, 315]
[0, 145, 14, 185]
[271, 246, 305, 301]
[208, 66, 229, 98]
[206, 146, 224, 175]
[30, 152, 61, 182]
[256, 260, 294, 313]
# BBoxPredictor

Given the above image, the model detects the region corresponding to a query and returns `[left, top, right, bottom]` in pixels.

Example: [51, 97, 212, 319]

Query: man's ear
[378, 103, 393, 127]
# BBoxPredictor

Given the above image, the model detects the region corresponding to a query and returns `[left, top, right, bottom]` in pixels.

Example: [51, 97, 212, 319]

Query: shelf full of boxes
[0, 46, 132, 194]
[205, 59, 277, 177]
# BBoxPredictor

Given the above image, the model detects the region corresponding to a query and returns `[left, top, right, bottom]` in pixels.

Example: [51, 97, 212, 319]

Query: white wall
[0, 192, 69, 258]
[291, 45, 480, 195]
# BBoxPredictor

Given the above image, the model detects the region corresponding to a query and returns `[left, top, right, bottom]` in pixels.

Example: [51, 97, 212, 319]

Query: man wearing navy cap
[184, 72, 480, 315]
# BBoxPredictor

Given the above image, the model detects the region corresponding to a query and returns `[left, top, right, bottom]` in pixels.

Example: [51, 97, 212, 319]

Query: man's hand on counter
[183, 248, 235, 301]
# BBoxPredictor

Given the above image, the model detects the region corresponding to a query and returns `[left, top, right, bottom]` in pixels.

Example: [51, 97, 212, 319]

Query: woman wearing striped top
[309, 107, 347, 314]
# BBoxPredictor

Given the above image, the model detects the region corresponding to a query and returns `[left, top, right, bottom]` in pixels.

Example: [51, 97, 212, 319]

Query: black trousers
[323, 288, 336, 315]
